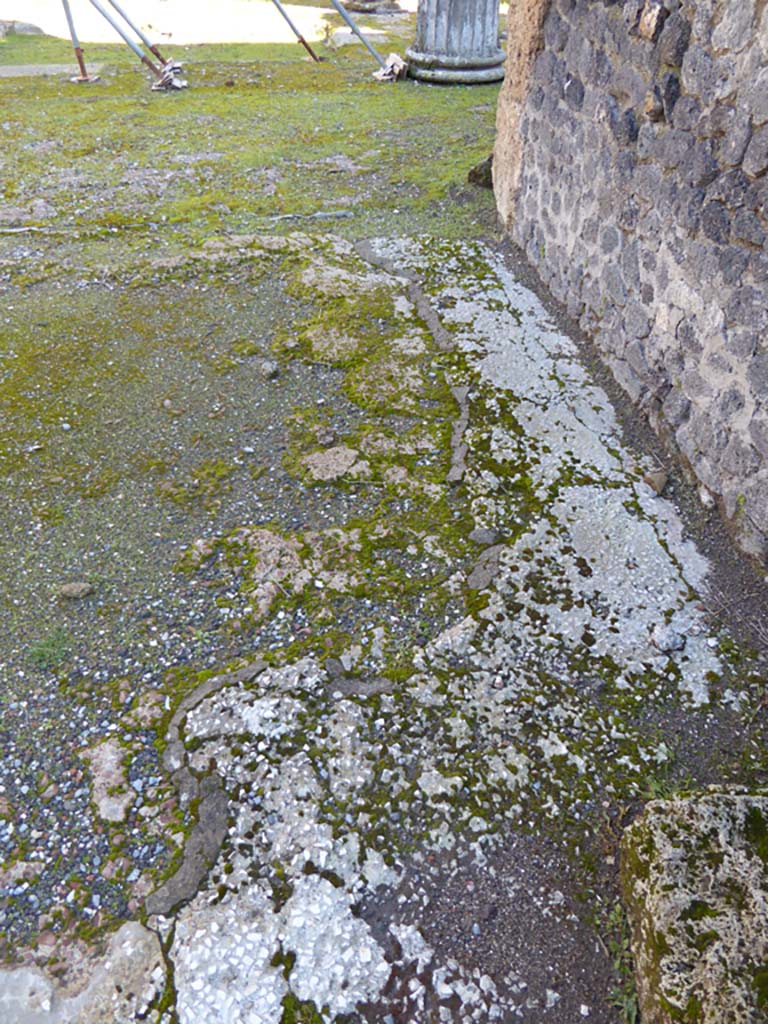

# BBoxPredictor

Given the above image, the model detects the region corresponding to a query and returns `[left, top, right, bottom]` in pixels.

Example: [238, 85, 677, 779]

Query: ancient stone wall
[494, 0, 768, 561]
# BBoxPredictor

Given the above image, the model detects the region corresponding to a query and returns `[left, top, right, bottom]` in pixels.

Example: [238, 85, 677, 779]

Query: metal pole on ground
[270, 0, 321, 62]
[101, 0, 168, 63]
[61, 0, 99, 82]
[86, 0, 162, 77]
[326, 0, 387, 70]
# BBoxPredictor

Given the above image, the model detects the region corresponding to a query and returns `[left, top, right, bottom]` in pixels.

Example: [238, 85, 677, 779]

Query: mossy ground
[0, 24, 498, 248]
[168, 235, 766, 1022]
[1, 20, 767, 1024]
[0, 19, 500, 966]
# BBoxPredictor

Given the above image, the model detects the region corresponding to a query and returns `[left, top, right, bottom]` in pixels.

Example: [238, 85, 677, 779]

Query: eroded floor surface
[1, 234, 766, 1023]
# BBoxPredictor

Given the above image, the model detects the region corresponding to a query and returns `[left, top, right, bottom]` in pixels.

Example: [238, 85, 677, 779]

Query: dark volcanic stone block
[657, 11, 691, 68]
[743, 125, 768, 179]
[701, 201, 731, 244]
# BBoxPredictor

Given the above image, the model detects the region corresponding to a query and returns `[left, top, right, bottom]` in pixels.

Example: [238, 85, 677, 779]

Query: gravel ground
[1, 21, 767, 1024]
[2, 232, 766, 1024]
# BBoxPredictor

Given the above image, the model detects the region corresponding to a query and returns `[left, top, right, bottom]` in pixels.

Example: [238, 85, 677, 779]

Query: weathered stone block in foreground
[621, 788, 768, 1024]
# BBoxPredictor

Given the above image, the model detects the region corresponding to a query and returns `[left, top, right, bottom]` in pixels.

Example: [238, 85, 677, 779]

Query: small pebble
[643, 468, 668, 495]
[260, 359, 280, 380]
[59, 581, 94, 600]
[469, 527, 499, 546]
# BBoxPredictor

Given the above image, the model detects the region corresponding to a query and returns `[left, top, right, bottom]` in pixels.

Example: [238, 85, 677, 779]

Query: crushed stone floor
[1, 232, 766, 1023]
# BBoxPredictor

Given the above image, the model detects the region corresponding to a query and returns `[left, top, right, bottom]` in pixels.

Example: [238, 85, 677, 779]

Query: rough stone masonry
[494, 0, 768, 563]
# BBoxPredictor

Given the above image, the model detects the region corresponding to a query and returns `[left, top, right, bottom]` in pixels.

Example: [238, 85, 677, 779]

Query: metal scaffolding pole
[61, 0, 99, 82]
[85, 0, 187, 88]
[326, 0, 387, 70]
[270, 0, 321, 62]
[101, 0, 168, 63]
[87, 0, 161, 76]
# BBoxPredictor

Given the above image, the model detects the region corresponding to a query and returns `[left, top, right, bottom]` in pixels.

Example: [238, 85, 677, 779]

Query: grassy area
[0, 23, 500, 252]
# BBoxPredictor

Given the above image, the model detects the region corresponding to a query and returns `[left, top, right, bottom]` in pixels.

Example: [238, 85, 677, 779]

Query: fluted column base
[406, 47, 505, 83]
[405, 0, 505, 84]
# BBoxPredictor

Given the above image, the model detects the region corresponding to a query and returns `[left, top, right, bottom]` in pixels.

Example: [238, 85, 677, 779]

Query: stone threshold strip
[0, 235, 762, 1022]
